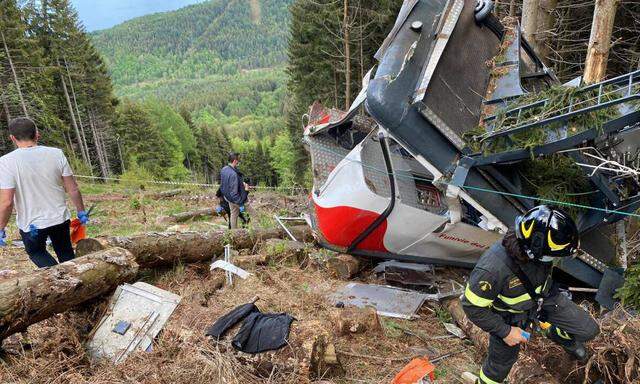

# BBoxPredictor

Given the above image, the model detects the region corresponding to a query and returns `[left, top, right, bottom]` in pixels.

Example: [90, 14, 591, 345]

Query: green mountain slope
[92, 0, 292, 87]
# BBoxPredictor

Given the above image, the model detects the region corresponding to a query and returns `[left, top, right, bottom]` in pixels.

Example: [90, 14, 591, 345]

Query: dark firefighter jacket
[461, 241, 552, 339]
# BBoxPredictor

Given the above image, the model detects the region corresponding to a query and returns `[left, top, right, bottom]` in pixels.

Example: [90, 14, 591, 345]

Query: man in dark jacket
[220, 152, 250, 229]
[462, 205, 600, 384]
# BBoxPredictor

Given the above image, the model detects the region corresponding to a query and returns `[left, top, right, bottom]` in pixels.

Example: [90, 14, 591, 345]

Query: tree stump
[325, 254, 363, 280]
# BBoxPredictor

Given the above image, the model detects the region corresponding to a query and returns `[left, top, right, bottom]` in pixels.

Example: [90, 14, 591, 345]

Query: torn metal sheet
[210, 260, 251, 280]
[373, 260, 435, 286]
[330, 282, 427, 319]
[87, 282, 181, 363]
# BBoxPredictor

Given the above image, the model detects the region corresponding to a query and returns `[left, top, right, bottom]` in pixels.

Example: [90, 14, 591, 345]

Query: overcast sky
[71, 0, 206, 31]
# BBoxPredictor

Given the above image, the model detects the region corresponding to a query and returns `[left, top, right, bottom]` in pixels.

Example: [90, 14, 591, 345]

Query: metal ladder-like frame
[479, 70, 640, 142]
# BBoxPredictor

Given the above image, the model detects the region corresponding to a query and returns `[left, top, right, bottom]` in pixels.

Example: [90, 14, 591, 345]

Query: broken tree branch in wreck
[0, 247, 138, 340]
[76, 226, 313, 268]
[446, 299, 560, 384]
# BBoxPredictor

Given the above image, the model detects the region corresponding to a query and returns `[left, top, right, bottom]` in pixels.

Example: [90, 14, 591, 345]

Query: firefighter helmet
[515, 205, 580, 260]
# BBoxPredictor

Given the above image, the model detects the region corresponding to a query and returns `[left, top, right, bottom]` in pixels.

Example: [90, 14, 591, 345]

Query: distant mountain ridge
[91, 0, 292, 88]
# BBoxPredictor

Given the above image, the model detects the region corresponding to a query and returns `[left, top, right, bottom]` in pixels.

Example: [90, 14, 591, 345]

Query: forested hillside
[89, 0, 294, 186]
[92, 0, 291, 86]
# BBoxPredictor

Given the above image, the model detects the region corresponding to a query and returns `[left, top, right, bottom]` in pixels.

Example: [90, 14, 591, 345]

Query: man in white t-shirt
[0, 117, 89, 267]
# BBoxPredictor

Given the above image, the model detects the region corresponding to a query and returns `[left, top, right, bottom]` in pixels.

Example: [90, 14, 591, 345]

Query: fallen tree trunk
[446, 299, 560, 384]
[0, 247, 138, 340]
[158, 208, 217, 224]
[76, 226, 313, 268]
[149, 188, 184, 199]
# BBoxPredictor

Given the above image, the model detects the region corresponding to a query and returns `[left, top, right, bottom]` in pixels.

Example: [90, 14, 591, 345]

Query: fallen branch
[157, 208, 217, 224]
[76, 226, 313, 268]
[0, 248, 138, 340]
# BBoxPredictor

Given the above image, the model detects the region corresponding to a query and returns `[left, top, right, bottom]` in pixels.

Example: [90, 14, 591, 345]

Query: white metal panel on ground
[87, 282, 181, 363]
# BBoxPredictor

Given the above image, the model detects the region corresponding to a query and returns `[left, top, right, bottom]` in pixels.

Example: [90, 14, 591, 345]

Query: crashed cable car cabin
[304, 0, 640, 290]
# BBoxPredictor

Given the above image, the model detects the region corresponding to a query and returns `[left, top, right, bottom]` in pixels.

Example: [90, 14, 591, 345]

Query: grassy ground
[1, 181, 636, 384]
[0, 181, 480, 384]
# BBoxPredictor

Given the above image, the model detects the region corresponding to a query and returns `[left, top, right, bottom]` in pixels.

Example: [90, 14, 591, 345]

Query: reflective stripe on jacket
[461, 240, 552, 338]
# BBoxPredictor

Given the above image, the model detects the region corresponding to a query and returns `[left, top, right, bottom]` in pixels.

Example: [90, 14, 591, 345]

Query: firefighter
[462, 205, 600, 384]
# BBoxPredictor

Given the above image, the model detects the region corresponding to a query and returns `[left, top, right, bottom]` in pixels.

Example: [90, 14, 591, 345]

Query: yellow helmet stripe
[548, 231, 570, 251]
[521, 220, 534, 239]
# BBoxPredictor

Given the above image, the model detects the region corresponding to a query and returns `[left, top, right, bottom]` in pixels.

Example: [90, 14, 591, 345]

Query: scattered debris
[330, 283, 427, 319]
[87, 282, 181, 363]
[443, 323, 466, 339]
[274, 215, 309, 241]
[391, 356, 436, 384]
[210, 260, 251, 280]
[374, 261, 435, 286]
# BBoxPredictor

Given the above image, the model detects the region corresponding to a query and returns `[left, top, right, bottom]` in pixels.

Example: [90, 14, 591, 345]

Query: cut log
[325, 254, 363, 280]
[76, 226, 313, 268]
[157, 208, 217, 224]
[331, 307, 380, 336]
[446, 299, 560, 384]
[0, 247, 138, 340]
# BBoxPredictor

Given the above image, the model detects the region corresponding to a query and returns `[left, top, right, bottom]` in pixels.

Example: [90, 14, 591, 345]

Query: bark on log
[0, 248, 138, 340]
[325, 254, 363, 280]
[584, 0, 618, 84]
[234, 254, 269, 269]
[446, 299, 560, 384]
[76, 226, 313, 268]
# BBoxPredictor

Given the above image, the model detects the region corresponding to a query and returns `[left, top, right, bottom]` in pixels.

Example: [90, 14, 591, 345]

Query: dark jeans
[20, 220, 75, 268]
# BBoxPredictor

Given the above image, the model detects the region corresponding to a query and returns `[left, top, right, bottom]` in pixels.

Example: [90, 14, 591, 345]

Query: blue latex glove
[29, 224, 39, 240]
[239, 205, 245, 213]
[78, 210, 90, 225]
[0, 229, 6, 246]
[215, 205, 224, 214]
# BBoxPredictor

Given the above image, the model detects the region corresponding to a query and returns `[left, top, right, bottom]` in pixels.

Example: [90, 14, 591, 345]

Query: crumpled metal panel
[87, 282, 181, 363]
[330, 282, 426, 319]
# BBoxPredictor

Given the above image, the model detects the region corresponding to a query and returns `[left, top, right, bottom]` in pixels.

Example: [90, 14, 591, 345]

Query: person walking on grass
[220, 152, 252, 229]
[0, 117, 89, 268]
